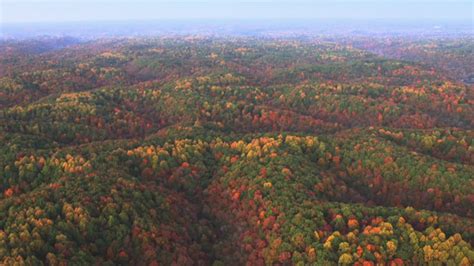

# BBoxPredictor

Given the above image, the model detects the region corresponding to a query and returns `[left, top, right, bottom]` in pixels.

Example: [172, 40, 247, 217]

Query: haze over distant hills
[1, 19, 473, 40]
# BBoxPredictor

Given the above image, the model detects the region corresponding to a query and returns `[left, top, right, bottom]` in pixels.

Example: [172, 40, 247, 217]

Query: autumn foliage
[0, 37, 472, 265]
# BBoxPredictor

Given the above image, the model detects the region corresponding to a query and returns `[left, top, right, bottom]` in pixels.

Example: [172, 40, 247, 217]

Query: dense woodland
[0, 37, 473, 265]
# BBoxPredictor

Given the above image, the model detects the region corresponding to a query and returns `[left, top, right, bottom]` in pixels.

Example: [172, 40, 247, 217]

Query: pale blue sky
[1, 0, 473, 23]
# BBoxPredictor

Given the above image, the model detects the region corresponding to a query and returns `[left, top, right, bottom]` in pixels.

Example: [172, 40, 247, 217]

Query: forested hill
[0, 37, 473, 265]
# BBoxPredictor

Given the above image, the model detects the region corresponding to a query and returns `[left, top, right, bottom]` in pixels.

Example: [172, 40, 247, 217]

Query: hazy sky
[1, 0, 473, 23]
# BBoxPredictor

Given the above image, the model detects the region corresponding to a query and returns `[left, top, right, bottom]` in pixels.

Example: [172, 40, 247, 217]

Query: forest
[0, 36, 473, 265]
